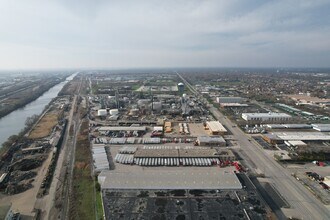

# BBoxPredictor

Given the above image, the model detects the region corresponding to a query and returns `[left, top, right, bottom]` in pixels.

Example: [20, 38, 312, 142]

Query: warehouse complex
[114, 146, 235, 166]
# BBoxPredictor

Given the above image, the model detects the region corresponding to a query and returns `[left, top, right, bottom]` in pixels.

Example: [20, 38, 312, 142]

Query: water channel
[0, 73, 77, 147]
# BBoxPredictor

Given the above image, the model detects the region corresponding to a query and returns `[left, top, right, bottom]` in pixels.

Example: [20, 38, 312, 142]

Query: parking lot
[102, 189, 268, 220]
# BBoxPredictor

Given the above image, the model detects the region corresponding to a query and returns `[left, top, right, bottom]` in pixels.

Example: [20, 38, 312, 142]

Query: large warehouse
[271, 132, 330, 141]
[98, 169, 242, 190]
[242, 112, 291, 123]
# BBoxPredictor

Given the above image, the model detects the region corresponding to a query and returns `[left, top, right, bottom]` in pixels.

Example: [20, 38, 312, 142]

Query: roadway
[177, 71, 330, 220]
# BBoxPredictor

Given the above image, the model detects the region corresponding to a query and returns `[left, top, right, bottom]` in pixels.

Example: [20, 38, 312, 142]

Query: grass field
[70, 119, 103, 220]
[29, 113, 58, 139]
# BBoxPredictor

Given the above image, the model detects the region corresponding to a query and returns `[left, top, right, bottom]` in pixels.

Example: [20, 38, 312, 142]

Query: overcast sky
[0, 0, 330, 69]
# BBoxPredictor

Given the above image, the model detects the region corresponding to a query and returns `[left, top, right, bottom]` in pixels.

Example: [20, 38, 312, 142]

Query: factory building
[216, 97, 244, 104]
[242, 113, 291, 123]
[196, 136, 226, 147]
[205, 121, 227, 135]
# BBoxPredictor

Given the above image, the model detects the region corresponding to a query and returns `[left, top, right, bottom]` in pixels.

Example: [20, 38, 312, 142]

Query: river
[0, 72, 77, 147]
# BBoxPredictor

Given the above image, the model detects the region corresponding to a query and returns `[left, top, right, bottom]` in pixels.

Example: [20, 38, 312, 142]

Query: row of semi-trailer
[116, 157, 221, 166]
[114, 153, 134, 164]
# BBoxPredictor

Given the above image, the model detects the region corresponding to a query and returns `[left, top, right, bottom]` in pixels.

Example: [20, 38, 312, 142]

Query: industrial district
[0, 68, 330, 220]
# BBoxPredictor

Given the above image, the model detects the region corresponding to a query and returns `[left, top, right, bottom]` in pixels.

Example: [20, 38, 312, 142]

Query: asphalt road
[177, 71, 330, 220]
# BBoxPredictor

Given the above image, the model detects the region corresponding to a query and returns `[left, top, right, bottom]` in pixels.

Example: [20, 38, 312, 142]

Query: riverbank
[0, 75, 70, 119]
[0, 73, 77, 148]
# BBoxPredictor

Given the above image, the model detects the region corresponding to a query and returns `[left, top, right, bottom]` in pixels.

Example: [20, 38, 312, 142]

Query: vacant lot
[29, 113, 58, 139]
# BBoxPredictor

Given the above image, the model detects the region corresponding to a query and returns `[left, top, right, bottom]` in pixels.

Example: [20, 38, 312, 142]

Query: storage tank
[177, 83, 184, 93]
[97, 109, 107, 116]
[109, 109, 119, 116]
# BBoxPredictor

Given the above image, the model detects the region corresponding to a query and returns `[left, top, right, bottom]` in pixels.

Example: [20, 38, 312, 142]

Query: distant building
[242, 113, 291, 123]
[287, 94, 330, 107]
[216, 97, 244, 104]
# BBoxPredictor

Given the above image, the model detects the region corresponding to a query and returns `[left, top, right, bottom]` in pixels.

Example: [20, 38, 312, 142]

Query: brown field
[29, 113, 58, 139]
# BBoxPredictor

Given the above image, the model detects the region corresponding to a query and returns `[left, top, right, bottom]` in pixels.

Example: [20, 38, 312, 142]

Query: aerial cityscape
[0, 1, 330, 220]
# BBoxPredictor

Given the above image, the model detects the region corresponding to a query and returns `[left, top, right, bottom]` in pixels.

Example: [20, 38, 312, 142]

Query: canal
[0, 72, 77, 147]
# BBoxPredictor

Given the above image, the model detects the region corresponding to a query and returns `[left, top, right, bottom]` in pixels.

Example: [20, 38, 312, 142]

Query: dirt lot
[167, 123, 208, 137]
[29, 113, 58, 139]
[286, 163, 330, 205]
[0, 151, 53, 219]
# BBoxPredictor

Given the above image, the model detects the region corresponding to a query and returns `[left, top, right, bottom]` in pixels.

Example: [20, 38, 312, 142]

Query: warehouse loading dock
[114, 146, 235, 166]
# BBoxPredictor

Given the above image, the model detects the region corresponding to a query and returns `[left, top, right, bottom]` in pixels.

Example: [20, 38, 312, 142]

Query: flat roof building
[206, 121, 227, 135]
[242, 113, 291, 123]
[216, 97, 244, 104]
[272, 132, 330, 141]
[312, 124, 330, 132]
[98, 169, 242, 190]
[197, 136, 226, 147]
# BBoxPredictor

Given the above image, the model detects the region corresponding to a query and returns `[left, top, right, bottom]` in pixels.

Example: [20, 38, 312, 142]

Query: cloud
[0, 0, 329, 69]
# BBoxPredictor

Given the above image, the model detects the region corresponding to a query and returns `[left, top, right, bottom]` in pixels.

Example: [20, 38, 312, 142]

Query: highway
[177, 71, 330, 220]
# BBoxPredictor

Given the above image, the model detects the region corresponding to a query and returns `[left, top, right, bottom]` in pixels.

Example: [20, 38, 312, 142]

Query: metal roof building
[272, 132, 330, 141]
[98, 169, 242, 190]
[312, 124, 330, 132]
[197, 136, 226, 146]
[216, 97, 244, 104]
[242, 113, 291, 122]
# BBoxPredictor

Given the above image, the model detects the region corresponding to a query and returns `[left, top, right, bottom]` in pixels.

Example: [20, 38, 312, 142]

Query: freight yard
[0, 69, 329, 220]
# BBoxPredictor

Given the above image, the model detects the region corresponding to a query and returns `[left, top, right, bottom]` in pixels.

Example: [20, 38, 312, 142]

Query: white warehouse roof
[273, 132, 330, 141]
[206, 121, 227, 132]
[242, 112, 291, 121]
[98, 168, 242, 190]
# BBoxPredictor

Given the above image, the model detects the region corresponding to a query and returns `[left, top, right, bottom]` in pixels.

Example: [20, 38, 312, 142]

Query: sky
[0, 0, 330, 69]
